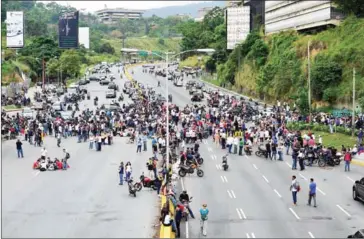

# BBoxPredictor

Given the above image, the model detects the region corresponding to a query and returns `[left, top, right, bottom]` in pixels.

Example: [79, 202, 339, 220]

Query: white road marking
[246, 233, 255, 238]
[211, 155, 214, 160]
[289, 208, 300, 220]
[236, 208, 243, 219]
[227, 190, 232, 198]
[213, 155, 217, 160]
[286, 162, 292, 168]
[274, 189, 282, 198]
[336, 205, 351, 217]
[220, 175, 227, 182]
[308, 231, 315, 238]
[299, 173, 308, 181]
[317, 188, 326, 196]
[32, 171, 40, 177]
[253, 164, 258, 170]
[180, 178, 185, 191]
[251, 233, 256, 238]
[239, 208, 247, 219]
[186, 221, 189, 238]
[262, 175, 269, 183]
[347, 176, 355, 183]
[246, 233, 250, 238]
[231, 190, 236, 198]
[223, 176, 228, 182]
[244, 155, 249, 159]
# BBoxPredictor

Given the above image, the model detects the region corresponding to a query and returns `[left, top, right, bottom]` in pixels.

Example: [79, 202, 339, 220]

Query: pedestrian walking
[57, 133, 61, 147]
[344, 151, 352, 172]
[307, 178, 317, 207]
[63, 149, 70, 170]
[125, 162, 132, 181]
[143, 133, 148, 151]
[199, 204, 209, 236]
[289, 175, 300, 206]
[239, 138, 244, 156]
[175, 206, 182, 238]
[136, 138, 142, 153]
[278, 143, 284, 161]
[16, 139, 24, 158]
[89, 135, 94, 149]
[118, 162, 124, 185]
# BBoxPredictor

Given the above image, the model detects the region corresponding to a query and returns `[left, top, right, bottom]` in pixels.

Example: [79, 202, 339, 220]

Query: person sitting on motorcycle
[244, 138, 252, 152]
[179, 190, 195, 219]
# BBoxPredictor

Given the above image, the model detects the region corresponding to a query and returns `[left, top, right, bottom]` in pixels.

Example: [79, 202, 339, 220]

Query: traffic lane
[239, 151, 360, 238]
[2, 136, 158, 238]
[181, 144, 243, 238]
[195, 141, 311, 238]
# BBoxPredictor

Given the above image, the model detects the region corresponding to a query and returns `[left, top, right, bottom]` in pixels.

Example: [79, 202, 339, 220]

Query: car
[100, 79, 110, 85]
[22, 107, 34, 119]
[191, 93, 202, 102]
[195, 82, 205, 89]
[109, 74, 116, 80]
[108, 83, 119, 91]
[348, 229, 364, 238]
[52, 101, 63, 111]
[78, 80, 87, 85]
[102, 104, 121, 112]
[353, 177, 364, 202]
[69, 83, 79, 89]
[106, 90, 116, 98]
[189, 87, 197, 95]
[89, 76, 100, 81]
[60, 111, 74, 121]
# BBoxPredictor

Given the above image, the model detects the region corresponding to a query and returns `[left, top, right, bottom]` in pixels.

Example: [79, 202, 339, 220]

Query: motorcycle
[94, 100, 98, 106]
[134, 172, 157, 191]
[222, 154, 229, 171]
[181, 197, 193, 221]
[244, 146, 252, 156]
[303, 149, 318, 166]
[255, 145, 267, 158]
[128, 178, 137, 197]
[178, 163, 204, 177]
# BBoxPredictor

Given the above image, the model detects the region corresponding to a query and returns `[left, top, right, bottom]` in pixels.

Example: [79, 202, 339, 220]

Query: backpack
[295, 181, 301, 192]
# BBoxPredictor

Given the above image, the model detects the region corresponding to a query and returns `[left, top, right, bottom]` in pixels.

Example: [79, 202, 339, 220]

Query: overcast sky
[41, 1, 209, 12]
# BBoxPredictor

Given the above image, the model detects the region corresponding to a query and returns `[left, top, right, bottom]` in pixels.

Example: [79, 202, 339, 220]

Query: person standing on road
[175, 205, 182, 238]
[16, 139, 24, 158]
[199, 204, 209, 236]
[289, 175, 300, 206]
[57, 133, 61, 147]
[142, 133, 148, 151]
[344, 150, 352, 172]
[136, 137, 142, 153]
[89, 135, 94, 150]
[63, 149, 70, 170]
[118, 162, 124, 185]
[278, 143, 284, 161]
[125, 162, 132, 181]
[239, 138, 244, 156]
[307, 178, 317, 207]
[41, 147, 47, 160]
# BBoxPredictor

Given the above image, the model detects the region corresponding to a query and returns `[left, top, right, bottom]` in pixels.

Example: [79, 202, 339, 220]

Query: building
[243, 0, 265, 31]
[194, 7, 213, 22]
[95, 7, 144, 24]
[174, 14, 192, 20]
[265, 1, 345, 35]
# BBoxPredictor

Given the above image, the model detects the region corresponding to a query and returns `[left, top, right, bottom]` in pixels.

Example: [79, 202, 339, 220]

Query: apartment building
[96, 7, 144, 24]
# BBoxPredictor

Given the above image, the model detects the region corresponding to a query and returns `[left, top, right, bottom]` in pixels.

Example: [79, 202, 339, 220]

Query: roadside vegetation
[177, 4, 364, 113]
[1, 0, 184, 85]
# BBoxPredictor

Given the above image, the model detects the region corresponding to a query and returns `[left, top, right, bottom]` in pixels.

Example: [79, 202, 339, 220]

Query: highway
[2, 66, 159, 238]
[131, 65, 364, 238]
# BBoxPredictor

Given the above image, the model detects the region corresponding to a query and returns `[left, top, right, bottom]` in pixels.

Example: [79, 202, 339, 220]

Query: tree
[333, 0, 364, 17]
[97, 42, 115, 54]
[59, 50, 82, 79]
[311, 54, 342, 100]
[110, 30, 122, 39]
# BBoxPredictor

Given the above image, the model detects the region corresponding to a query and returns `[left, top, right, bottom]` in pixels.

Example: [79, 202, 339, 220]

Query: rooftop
[95, 8, 145, 14]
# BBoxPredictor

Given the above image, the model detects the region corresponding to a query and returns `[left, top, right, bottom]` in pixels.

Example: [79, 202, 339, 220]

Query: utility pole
[307, 41, 312, 123]
[352, 67, 356, 137]
[42, 59, 45, 90]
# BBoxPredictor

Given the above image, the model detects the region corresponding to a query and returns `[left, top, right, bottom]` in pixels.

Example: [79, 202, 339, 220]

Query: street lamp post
[149, 49, 215, 174]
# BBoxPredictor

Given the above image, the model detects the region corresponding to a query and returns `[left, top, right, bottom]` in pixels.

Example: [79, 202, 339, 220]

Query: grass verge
[3, 105, 23, 111]
[301, 130, 357, 149]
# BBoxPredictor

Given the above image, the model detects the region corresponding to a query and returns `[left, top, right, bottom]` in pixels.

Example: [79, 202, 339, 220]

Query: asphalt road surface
[2, 66, 160, 238]
[131, 65, 364, 238]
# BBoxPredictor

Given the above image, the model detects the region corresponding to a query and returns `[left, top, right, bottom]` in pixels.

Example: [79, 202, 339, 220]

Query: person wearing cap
[199, 204, 209, 236]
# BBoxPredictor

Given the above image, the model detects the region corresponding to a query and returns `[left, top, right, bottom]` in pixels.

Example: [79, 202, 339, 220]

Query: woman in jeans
[278, 143, 284, 161]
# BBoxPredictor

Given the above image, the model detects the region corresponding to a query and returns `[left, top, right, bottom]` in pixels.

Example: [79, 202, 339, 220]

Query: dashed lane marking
[336, 205, 351, 217]
[289, 207, 300, 220]
[274, 189, 282, 198]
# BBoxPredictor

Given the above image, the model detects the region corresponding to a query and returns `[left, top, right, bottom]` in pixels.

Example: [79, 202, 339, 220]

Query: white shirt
[291, 179, 298, 192]
[227, 137, 234, 145]
[233, 137, 239, 145]
[41, 149, 47, 157]
[126, 165, 132, 172]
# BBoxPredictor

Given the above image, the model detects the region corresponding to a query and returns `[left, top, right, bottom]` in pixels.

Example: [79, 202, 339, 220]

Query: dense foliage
[179, 11, 364, 111]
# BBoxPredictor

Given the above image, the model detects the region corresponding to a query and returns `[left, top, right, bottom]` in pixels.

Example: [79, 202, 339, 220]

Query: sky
[41, 1, 209, 12]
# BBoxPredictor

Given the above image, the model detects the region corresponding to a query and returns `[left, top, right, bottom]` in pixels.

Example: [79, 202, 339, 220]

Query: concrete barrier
[159, 195, 176, 238]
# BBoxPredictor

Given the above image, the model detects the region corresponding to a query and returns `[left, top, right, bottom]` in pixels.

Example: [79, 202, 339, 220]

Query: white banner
[6, 11, 24, 48]
[79, 27, 90, 49]
[227, 6, 250, 50]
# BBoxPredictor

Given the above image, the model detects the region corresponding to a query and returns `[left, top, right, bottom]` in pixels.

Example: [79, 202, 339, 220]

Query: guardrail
[159, 186, 176, 239]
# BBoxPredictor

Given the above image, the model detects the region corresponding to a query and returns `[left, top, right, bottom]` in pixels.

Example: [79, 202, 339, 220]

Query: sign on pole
[226, 6, 250, 50]
[6, 11, 24, 48]
[79, 27, 90, 49]
[59, 11, 79, 48]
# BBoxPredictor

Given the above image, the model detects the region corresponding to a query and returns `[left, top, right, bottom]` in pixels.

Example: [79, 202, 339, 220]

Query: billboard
[79, 27, 90, 49]
[226, 6, 250, 50]
[6, 11, 24, 48]
[59, 11, 79, 48]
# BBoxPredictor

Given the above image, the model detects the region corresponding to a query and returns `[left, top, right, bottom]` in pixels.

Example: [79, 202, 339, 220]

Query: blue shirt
[200, 208, 209, 220]
[309, 182, 316, 194]
[152, 139, 157, 145]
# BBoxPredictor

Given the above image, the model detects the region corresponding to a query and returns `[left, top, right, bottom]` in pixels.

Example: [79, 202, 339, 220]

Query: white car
[68, 83, 79, 89]
[22, 107, 34, 119]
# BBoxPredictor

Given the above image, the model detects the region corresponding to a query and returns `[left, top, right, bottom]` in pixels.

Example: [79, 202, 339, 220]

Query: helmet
[182, 190, 187, 194]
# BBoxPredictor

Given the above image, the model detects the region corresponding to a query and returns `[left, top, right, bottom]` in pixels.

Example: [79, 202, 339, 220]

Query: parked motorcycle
[244, 146, 252, 156]
[128, 178, 137, 197]
[178, 163, 204, 177]
[255, 145, 266, 158]
[134, 172, 157, 191]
